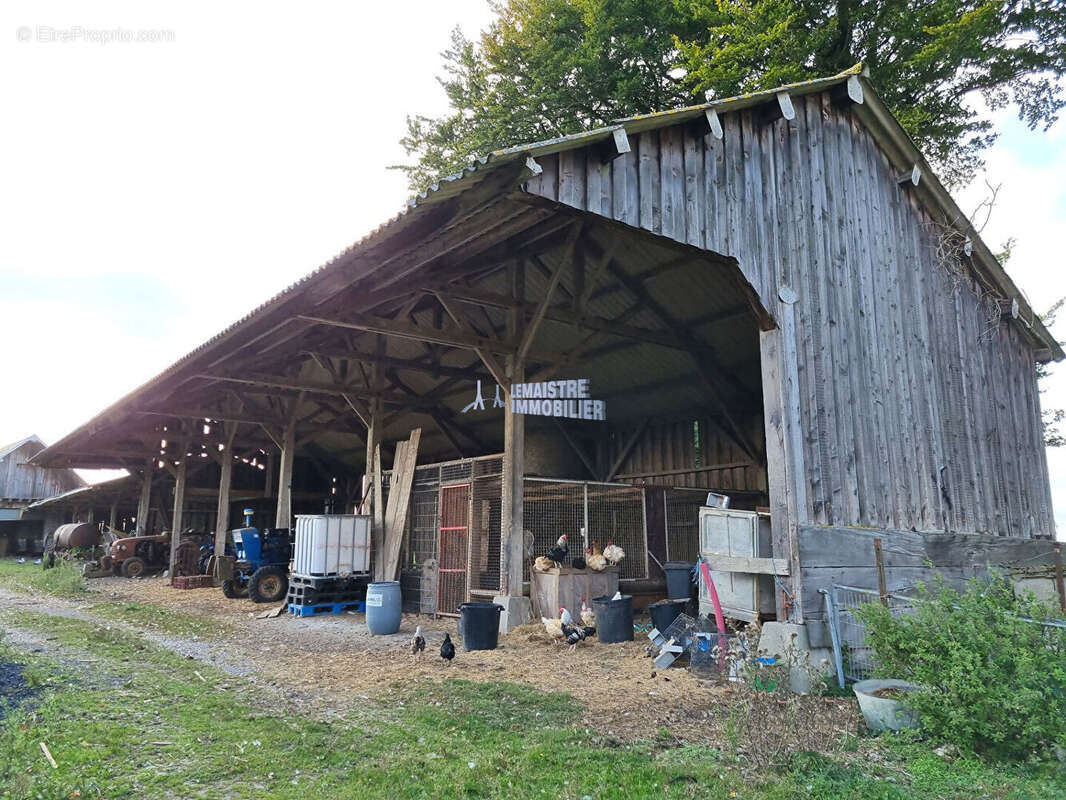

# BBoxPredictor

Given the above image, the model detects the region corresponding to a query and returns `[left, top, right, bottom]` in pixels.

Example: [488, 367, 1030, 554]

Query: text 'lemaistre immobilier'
[510, 379, 606, 421]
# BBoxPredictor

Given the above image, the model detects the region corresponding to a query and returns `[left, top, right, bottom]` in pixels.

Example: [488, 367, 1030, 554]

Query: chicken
[611, 590, 623, 601]
[544, 533, 568, 565]
[559, 606, 575, 627]
[603, 542, 625, 565]
[586, 541, 608, 572]
[579, 596, 595, 628]
[562, 623, 597, 652]
[411, 625, 426, 658]
[542, 616, 565, 639]
[533, 556, 559, 572]
[440, 632, 455, 664]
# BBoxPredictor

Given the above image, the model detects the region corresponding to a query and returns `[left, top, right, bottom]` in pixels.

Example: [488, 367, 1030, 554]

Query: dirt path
[0, 576, 858, 743]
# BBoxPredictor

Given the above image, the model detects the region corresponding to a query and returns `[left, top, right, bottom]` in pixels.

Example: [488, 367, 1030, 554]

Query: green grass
[87, 600, 235, 639]
[1, 610, 1064, 799]
[0, 558, 87, 597]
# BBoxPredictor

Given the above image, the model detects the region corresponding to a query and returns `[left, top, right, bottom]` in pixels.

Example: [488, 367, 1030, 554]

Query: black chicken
[440, 632, 456, 665]
[561, 624, 597, 650]
[544, 533, 568, 565]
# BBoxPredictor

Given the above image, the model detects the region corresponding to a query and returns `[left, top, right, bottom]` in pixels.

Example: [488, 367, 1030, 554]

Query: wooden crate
[531, 566, 619, 619]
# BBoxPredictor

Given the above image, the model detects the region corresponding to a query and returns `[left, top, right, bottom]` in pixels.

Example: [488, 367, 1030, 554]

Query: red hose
[698, 558, 729, 668]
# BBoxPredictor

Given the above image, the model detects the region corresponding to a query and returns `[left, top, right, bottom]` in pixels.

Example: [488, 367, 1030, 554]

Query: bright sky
[1, 2, 1064, 536]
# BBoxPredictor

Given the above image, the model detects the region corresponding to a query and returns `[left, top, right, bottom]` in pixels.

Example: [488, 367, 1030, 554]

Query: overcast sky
[2, 2, 1064, 536]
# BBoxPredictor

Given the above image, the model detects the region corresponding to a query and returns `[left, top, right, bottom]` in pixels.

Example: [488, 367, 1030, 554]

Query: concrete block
[757, 622, 835, 695]
[494, 594, 532, 634]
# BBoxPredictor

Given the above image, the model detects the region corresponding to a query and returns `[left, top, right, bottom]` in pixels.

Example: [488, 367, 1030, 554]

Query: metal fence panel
[663, 487, 707, 562]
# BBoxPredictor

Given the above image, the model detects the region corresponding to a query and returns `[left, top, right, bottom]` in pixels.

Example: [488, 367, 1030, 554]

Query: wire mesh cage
[663, 488, 708, 562]
[522, 479, 648, 582]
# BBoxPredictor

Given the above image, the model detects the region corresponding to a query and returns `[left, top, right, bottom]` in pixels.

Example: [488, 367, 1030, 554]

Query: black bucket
[458, 602, 504, 651]
[664, 562, 695, 600]
[592, 594, 634, 643]
[648, 599, 687, 633]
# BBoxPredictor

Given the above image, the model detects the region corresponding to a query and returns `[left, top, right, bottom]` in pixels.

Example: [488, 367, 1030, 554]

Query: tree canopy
[396, 0, 1066, 192]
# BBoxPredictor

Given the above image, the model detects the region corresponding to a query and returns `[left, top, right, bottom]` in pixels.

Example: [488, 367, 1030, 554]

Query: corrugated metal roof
[32, 66, 1061, 467]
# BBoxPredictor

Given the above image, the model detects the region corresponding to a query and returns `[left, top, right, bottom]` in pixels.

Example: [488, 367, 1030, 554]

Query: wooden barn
[0, 435, 85, 554]
[30, 67, 1063, 640]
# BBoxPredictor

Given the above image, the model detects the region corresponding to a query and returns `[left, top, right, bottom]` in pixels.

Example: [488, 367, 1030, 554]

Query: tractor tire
[121, 557, 146, 578]
[221, 578, 247, 599]
[248, 567, 287, 604]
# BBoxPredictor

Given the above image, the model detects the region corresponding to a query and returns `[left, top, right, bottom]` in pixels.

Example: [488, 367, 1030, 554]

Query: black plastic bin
[458, 602, 504, 651]
[648, 598, 687, 633]
[592, 594, 634, 643]
[664, 562, 695, 600]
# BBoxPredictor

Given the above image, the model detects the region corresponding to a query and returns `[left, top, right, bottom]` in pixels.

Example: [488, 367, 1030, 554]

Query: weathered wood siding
[606, 416, 767, 496]
[526, 92, 1053, 539]
[0, 441, 84, 504]
[799, 524, 1062, 647]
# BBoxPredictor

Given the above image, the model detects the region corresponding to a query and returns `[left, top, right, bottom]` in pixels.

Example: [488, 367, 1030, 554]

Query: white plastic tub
[293, 515, 371, 577]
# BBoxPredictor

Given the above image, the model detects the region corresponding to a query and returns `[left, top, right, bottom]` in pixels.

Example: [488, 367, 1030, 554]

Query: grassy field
[2, 609, 1064, 799]
[0, 559, 88, 598]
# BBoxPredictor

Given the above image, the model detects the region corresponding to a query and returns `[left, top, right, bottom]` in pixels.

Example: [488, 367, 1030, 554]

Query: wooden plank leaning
[381, 428, 421, 582]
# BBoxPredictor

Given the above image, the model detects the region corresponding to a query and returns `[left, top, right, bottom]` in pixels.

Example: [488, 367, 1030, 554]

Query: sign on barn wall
[460, 379, 606, 421]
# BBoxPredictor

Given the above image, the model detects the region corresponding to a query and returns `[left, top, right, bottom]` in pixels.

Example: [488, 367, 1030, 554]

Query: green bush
[856, 575, 1066, 759]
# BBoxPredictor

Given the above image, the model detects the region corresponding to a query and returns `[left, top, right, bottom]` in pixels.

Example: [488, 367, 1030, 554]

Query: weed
[0, 558, 87, 597]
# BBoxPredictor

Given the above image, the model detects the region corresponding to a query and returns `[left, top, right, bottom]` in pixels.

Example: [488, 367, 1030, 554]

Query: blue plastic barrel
[365, 581, 402, 634]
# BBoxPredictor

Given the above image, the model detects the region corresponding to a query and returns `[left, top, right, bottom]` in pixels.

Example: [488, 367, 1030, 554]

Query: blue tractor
[221, 509, 292, 603]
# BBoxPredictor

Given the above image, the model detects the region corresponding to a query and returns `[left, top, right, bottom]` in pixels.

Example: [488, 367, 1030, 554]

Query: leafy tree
[397, 1, 699, 192]
[1037, 297, 1065, 447]
[397, 1, 1066, 192]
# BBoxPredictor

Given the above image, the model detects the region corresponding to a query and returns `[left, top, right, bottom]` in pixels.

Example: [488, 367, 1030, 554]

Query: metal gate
[437, 483, 471, 616]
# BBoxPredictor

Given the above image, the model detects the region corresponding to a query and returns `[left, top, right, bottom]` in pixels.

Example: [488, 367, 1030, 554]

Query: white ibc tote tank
[293, 514, 371, 577]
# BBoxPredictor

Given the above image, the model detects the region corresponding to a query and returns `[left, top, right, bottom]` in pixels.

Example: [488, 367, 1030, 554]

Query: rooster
[559, 606, 575, 627]
[603, 541, 625, 565]
[586, 541, 608, 572]
[561, 622, 597, 652]
[542, 615, 565, 640]
[579, 596, 595, 628]
[411, 625, 426, 658]
[544, 533, 568, 565]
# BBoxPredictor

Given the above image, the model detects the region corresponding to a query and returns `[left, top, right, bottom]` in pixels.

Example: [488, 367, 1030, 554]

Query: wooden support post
[1054, 543, 1066, 615]
[213, 424, 238, 557]
[263, 453, 275, 498]
[213, 451, 234, 556]
[760, 328, 802, 621]
[108, 503, 117, 530]
[874, 538, 888, 607]
[501, 360, 525, 596]
[169, 457, 187, 583]
[501, 259, 526, 596]
[275, 421, 296, 529]
[136, 460, 153, 535]
[367, 335, 385, 580]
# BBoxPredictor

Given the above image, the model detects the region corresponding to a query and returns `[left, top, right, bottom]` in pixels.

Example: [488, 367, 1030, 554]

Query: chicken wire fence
[821, 585, 917, 686]
[385, 460, 648, 615]
[822, 582, 1066, 688]
[522, 478, 648, 582]
[386, 454, 503, 615]
[663, 488, 708, 562]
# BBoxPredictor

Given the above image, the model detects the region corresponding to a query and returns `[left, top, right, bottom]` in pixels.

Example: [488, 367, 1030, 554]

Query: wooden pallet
[288, 600, 366, 617]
